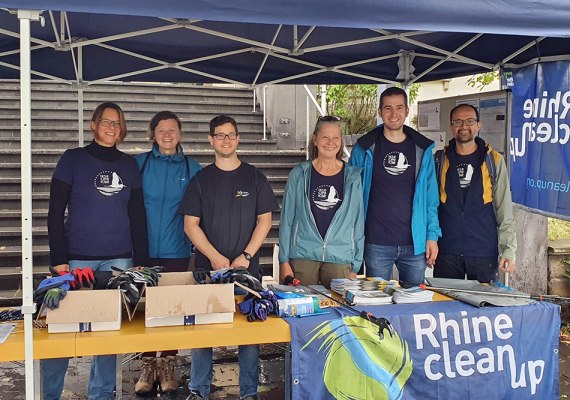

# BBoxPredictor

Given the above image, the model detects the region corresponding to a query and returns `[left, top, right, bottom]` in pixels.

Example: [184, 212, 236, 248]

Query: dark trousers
[434, 254, 498, 283]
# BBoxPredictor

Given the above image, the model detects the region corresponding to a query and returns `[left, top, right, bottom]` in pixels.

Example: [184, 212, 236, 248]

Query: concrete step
[0, 148, 303, 164]
[0, 157, 302, 177]
[0, 174, 287, 194]
[0, 188, 284, 209]
[1, 81, 256, 98]
[0, 137, 279, 151]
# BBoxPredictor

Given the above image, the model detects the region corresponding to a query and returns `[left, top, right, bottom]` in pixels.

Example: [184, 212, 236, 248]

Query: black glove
[93, 271, 114, 290]
[43, 287, 67, 309]
[193, 270, 209, 284]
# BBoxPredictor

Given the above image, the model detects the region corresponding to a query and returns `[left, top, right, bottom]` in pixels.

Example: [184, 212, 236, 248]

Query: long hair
[309, 116, 344, 160]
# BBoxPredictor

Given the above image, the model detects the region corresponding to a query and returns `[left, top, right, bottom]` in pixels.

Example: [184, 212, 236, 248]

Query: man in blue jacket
[349, 87, 441, 286]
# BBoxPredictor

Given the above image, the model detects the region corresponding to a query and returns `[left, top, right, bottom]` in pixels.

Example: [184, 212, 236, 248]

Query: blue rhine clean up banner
[286, 301, 559, 400]
[504, 61, 570, 217]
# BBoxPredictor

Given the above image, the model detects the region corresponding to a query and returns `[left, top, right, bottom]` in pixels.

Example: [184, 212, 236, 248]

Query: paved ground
[1, 341, 568, 399]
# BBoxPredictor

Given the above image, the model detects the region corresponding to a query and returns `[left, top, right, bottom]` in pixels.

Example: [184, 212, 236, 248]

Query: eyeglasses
[98, 119, 121, 129]
[211, 132, 238, 141]
[451, 118, 478, 127]
[318, 115, 341, 122]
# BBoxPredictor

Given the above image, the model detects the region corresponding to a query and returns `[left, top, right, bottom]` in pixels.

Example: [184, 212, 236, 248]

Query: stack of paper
[384, 286, 434, 304]
[330, 278, 362, 295]
[344, 289, 393, 305]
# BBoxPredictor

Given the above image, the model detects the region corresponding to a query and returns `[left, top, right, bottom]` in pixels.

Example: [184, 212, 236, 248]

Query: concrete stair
[0, 81, 305, 299]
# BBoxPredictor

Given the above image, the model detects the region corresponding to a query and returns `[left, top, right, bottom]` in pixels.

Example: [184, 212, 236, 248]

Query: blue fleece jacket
[348, 125, 441, 255]
[278, 160, 365, 272]
[136, 143, 201, 259]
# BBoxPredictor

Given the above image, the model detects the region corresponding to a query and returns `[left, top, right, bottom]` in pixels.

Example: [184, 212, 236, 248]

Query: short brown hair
[90, 102, 128, 142]
[309, 116, 344, 160]
[148, 111, 182, 141]
[379, 87, 408, 109]
[209, 114, 238, 135]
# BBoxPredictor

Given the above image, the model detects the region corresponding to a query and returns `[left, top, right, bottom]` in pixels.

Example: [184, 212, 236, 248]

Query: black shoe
[186, 390, 205, 400]
[242, 395, 259, 400]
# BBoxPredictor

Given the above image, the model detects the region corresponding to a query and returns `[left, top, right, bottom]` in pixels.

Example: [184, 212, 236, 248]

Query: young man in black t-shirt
[179, 115, 278, 400]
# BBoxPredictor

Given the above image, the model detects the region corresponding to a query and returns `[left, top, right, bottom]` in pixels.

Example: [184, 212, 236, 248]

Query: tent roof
[0, 3, 568, 86]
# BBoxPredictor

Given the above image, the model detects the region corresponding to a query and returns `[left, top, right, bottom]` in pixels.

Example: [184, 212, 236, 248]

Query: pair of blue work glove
[33, 273, 75, 309]
[238, 290, 278, 322]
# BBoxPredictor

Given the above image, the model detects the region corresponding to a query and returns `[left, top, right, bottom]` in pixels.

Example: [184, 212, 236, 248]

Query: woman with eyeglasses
[45, 102, 149, 400]
[133, 111, 201, 395]
[279, 116, 365, 289]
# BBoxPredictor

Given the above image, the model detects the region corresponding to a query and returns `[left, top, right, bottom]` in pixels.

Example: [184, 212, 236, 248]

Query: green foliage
[563, 258, 570, 281]
[401, 83, 421, 105]
[467, 71, 498, 91]
[548, 218, 570, 241]
[324, 84, 377, 135]
[323, 83, 422, 136]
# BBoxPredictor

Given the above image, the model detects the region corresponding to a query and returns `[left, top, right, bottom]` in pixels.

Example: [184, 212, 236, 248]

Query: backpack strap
[485, 151, 496, 187]
[434, 149, 444, 189]
[140, 151, 152, 176]
[185, 156, 191, 179]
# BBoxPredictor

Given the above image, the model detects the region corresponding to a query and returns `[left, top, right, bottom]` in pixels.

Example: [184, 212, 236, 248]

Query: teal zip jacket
[278, 160, 365, 272]
[348, 125, 441, 255]
[135, 143, 201, 259]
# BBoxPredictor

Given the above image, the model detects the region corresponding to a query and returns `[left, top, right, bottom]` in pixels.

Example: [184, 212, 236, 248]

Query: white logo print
[457, 164, 474, 188]
[235, 190, 250, 197]
[383, 151, 410, 176]
[94, 171, 126, 196]
[312, 185, 342, 210]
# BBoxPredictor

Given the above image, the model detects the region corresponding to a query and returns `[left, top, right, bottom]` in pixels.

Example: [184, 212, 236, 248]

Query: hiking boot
[157, 356, 178, 393]
[135, 357, 156, 394]
[185, 390, 205, 399]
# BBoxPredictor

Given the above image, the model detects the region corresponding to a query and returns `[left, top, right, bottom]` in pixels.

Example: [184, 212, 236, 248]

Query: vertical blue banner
[505, 61, 570, 217]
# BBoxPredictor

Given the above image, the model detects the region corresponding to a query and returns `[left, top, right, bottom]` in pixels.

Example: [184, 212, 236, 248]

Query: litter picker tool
[300, 284, 395, 340]
[419, 284, 570, 302]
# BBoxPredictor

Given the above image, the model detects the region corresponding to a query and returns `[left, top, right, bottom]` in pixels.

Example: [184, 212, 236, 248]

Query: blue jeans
[189, 345, 259, 399]
[364, 244, 427, 286]
[69, 258, 132, 272]
[42, 355, 116, 400]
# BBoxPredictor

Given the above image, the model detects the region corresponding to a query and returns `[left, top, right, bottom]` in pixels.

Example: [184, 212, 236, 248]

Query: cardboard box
[46, 290, 122, 333]
[144, 271, 235, 327]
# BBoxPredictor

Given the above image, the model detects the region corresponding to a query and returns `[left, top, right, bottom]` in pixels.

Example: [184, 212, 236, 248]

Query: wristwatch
[242, 251, 252, 261]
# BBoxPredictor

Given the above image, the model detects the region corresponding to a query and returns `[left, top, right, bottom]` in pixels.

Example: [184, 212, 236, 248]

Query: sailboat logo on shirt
[457, 164, 474, 188]
[312, 185, 342, 210]
[94, 171, 126, 196]
[383, 151, 410, 176]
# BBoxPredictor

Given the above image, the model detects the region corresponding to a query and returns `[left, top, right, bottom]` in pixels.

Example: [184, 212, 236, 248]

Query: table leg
[285, 349, 291, 400]
[116, 354, 122, 400]
[34, 360, 41, 399]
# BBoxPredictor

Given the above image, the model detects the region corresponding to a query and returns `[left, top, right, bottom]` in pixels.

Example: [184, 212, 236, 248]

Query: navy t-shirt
[366, 134, 415, 246]
[309, 164, 345, 239]
[455, 151, 479, 202]
[178, 162, 279, 278]
[52, 147, 142, 258]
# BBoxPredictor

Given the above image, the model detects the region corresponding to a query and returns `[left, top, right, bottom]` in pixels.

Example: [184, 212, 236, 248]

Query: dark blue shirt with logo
[366, 134, 415, 246]
[52, 146, 142, 259]
[309, 164, 345, 239]
[455, 151, 479, 202]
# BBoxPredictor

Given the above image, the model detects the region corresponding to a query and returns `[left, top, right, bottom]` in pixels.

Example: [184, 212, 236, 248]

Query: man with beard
[434, 103, 516, 282]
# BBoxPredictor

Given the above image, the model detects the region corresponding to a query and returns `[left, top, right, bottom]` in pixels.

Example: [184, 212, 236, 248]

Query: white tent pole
[306, 95, 310, 160]
[262, 85, 267, 141]
[78, 46, 84, 146]
[18, 9, 42, 400]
